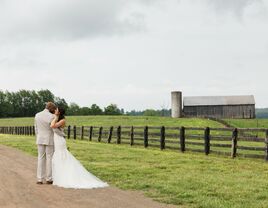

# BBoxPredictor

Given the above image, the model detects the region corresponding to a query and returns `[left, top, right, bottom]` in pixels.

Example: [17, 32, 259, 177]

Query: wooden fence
[1, 125, 268, 161]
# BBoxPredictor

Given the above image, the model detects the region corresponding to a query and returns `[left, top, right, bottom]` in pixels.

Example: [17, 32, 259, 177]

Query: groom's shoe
[46, 181, 53, 185]
[36, 181, 43, 185]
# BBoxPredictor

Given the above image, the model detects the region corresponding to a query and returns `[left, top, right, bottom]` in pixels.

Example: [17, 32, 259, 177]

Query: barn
[183, 95, 256, 119]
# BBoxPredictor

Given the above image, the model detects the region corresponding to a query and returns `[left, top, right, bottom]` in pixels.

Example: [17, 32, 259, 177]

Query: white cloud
[0, 0, 152, 41]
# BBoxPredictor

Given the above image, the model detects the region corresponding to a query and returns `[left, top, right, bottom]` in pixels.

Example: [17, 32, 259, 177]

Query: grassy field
[224, 119, 268, 129]
[0, 116, 267, 129]
[1, 134, 268, 208]
[0, 116, 225, 128]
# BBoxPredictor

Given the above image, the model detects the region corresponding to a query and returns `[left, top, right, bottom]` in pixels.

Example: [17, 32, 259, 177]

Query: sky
[0, 0, 268, 110]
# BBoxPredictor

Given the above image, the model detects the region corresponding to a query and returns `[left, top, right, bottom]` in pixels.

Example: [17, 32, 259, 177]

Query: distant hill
[256, 108, 268, 118]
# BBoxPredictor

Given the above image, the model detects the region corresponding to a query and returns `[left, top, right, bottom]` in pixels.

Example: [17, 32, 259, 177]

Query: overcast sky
[0, 0, 267, 110]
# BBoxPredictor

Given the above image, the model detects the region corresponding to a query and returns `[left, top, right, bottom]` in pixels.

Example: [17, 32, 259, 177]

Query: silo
[171, 91, 182, 118]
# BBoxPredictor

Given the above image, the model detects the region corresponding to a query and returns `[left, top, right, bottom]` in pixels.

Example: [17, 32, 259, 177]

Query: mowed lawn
[0, 116, 225, 128]
[1, 134, 268, 208]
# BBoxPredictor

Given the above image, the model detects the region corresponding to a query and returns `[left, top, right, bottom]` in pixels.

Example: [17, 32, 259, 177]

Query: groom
[35, 102, 65, 184]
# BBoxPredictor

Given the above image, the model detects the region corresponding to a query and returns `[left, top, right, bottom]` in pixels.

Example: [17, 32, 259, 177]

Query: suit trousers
[37, 144, 54, 182]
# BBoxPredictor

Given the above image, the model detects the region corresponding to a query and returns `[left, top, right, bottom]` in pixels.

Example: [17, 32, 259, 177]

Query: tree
[79, 107, 91, 115]
[37, 90, 55, 111]
[66, 103, 80, 115]
[104, 104, 121, 115]
[0, 91, 10, 117]
[90, 104, 103, 115]
[55, 97, 68, 111]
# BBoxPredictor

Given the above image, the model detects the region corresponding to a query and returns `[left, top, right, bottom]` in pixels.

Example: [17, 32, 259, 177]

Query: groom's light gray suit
[35, 109, 55, 182]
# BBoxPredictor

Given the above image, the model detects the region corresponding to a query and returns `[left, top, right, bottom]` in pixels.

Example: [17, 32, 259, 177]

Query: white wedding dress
[52, 129, 108, 189]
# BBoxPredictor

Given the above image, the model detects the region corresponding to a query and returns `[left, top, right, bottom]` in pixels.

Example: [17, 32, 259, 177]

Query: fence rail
[1, 125, 268, 161]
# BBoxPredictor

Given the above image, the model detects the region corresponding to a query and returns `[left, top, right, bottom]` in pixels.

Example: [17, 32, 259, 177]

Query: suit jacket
[35, 109, 66, 145]
[35, 109, 55, 145]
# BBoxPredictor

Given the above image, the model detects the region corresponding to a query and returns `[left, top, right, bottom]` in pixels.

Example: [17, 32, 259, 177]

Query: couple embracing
[35, 102, 108, 189]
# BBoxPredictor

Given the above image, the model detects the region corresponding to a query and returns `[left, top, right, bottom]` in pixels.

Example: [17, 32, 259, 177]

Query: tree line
[0, 90, 123, 118]
[256, 108, 268, 118]
[0, 89, 172, 118]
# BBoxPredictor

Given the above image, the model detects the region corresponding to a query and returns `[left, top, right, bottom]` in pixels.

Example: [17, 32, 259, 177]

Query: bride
[50, 107, 108, 189]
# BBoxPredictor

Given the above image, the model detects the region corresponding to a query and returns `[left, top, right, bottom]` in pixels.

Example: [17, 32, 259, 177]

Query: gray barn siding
[183, 104, 255, 119]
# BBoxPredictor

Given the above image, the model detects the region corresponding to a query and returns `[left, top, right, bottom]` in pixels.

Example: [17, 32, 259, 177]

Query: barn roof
[184, 95, 255, 106]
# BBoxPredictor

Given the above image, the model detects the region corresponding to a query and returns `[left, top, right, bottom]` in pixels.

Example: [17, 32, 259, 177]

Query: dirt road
[0, 145, 177, 208]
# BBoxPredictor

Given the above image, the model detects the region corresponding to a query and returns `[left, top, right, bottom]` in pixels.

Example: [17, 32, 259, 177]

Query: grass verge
[1, 134, 268, 208]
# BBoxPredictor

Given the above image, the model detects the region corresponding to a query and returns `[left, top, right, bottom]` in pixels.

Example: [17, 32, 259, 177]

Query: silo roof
[184, 95, 255, 106]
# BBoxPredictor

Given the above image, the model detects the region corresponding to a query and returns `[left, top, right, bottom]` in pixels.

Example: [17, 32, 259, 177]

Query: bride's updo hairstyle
[58, 106, 66, 122]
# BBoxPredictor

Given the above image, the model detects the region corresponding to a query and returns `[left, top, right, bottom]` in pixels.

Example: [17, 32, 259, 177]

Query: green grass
[0, 116, 224, 128]
[224, 119, 268, 129]
[1, 134, 268, 208]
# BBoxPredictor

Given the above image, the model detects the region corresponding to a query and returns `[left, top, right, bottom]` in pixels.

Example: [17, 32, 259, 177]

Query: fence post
[29, 126, 32, 135]
[204, 127, 210, 155]
[98, 127, 103, 142]
[130, 126, 134, 146]
[160, 126, 165, 150]
[117, 126, 121, 144]
[144, 126, 149, 148]
[67, 125, 71, 139]
[180, 126, 186, 152]
[89, 126, 93, 141]
[73, 126, 76, 140]
[81, 126, 84, 140]
[231, 128, 238, 158]
[26, 126, 28, 135]
[108, 126, 113, 143]
[265, 129, 268, 161]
